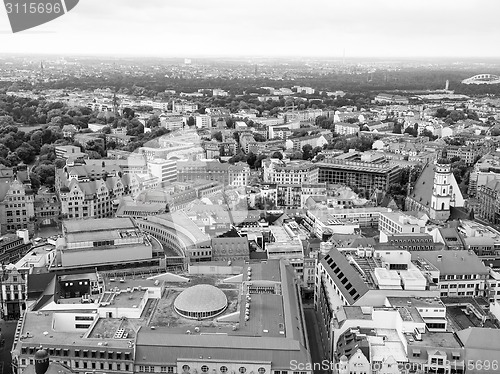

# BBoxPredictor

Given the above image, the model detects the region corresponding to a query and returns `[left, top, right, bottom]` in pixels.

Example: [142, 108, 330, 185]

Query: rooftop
[412, 250, 489, 276]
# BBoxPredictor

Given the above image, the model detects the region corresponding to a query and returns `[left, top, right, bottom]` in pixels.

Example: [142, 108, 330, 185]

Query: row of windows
[441, 284, 476, 289]
[441, 291, 475, 297]
[440, 274, 484, 280]
[177, 366, 267, 374]
[22, 347, 131, 360]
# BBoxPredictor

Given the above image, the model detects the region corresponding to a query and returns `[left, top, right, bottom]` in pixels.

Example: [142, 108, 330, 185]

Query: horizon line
[1, 52, 500, 62]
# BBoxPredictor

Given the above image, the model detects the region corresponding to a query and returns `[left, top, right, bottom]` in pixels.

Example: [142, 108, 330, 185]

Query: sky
[0, 0, 499, 59]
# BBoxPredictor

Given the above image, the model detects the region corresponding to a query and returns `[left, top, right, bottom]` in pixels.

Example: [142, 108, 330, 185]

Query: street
[0, 320, 17, 374]
[304, 307, 328, 374]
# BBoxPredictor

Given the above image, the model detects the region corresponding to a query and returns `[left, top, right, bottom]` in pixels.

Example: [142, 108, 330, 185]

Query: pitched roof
[409, 162, 434, 208]
[457, 328, 500, 350]
[320, 248, 369, 304]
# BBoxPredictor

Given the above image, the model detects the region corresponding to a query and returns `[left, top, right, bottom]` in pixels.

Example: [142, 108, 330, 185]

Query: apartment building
[263, 159, 314, 184]
[334, 122, 359, 136]
[313, 159, 400, 195]
[378, 211, 428, 243]
[0, 171, 35, 235]
[147, 159, 177, 184]
[55, 145, 86, 160]
[177, 160, 250, 187]
[412, 250, 490, 298]
[55, 161, 142, 219]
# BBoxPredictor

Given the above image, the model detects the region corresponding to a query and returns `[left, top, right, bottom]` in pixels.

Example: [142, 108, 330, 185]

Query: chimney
[34, 349, 49, 374]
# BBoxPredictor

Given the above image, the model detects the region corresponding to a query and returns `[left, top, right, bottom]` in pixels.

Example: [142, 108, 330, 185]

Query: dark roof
[27, 273, 56, 300]
[449, 206, 473, 221]
[22, 361, 74, 374]
[320, 248, 369, 304]
[409, 161, 434, 208]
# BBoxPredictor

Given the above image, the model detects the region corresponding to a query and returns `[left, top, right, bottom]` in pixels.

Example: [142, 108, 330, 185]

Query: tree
[33, 164, 55, 186]
[271, 151, 283, 160]
[246, 152, 257, 168]
[254, 133, 266, 142]
[15, 142, 36, 164]
[404, 126, 417, 137]
[420, 129, 438, 140]
[302, 144, 313, 160]
[102, 126, 111, 134]
[212, 131, 223, 142]
[187, 116, 195, 127]
[146, 115, 160, 129]
[0, 115, 14, 127]
[393, 122, 402, 134]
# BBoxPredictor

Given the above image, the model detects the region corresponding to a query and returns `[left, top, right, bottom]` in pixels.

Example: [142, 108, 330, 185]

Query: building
[276, 185, 302, 207]
[378, 211, 428, 243]
[405, 159, 465, 222]
[334, 122, 359, 136]
[62, 125, 78, 139]
[173, 102, 198, 113]
[0, 265, 27, 320]
[34, 189, 61, 229]
[160, 115, 185, 131]
[313, 159, 400, 196]
[12, 260, 311, 374]
[53, 218, 163, 272]
[136, 212, 211, 264]
[456, 328, 500, 374]
[263, 159, 314, 185]
[147, 159, 177, 184]
[18, 349, 75, 374]
[374, 94, 409, 105]
[477, 180, 500, 223]
[291, 135, 328, 152]
[114, 198, 167, 219]
[55, 161, 142, 219]
[446, 145, 481, 166]
[87, 123, 108, 132]
[0, 173, 35, 235]
[195, 114, 212, 129]
[177, 160, 250, 187]
[55, 146, 86, 160]
[304, 207, 391, 237]
[412, 249, 490, 298]
[210, 237, 249, 262]
[0, 234, 32, 265]
[315, 248, 441, 360]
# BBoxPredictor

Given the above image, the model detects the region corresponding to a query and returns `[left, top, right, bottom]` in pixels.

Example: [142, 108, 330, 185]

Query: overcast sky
[0, 0, 499, 59]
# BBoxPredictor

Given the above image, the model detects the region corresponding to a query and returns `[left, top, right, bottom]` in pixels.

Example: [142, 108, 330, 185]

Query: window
[258, 369, 266, 374]
[220, 367, 228, 373]
[182, 365, 190, 372]
[202, 366, 209, 373]
[239, 368, 247, 374]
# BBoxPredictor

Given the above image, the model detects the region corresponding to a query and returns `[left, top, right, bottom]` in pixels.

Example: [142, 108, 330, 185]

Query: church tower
[430, 158, 452, 221]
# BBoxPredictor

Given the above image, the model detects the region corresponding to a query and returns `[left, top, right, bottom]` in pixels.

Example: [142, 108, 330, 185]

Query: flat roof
[412, 250, 489, 275]
[63, 218, 135, 233]
[408, 331, 462, 348]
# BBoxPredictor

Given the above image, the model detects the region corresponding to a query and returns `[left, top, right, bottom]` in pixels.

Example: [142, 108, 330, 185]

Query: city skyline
[0, 0, 499, 59]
